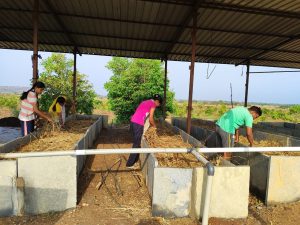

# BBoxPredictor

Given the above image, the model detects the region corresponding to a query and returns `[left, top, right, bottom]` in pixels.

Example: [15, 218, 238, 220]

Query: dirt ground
[1, 127, 300, 225]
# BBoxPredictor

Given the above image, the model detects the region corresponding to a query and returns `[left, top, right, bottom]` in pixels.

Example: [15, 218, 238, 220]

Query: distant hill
[0, 86, 29, 94]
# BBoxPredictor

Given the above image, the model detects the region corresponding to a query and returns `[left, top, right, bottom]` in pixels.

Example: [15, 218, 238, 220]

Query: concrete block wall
[18, 156, 77, 214]
[191, 165, 249, 219]
[0, 161, 17, 216]
[141, 122, 250, 219]
[172, 117, 300, 205]
[0, 115, 103, 216]
[255, 122, 300, 138]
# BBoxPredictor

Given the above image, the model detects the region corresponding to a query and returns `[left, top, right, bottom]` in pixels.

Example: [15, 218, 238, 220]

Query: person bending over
[216, 106, 262, 158]
[126, 94, 163, 168]
[19, 81, 52, 136]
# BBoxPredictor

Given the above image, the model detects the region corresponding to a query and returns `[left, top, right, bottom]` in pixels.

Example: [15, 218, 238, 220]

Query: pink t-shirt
[131, 99, 156, 126]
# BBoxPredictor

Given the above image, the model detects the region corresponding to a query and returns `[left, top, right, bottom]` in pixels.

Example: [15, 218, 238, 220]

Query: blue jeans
[20, 120, 35, 136]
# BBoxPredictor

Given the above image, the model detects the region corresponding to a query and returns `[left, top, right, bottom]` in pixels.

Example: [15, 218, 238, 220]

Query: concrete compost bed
[0, 115, 107, 217]
[254, 121, 300, 138]
[140, 122, 250, 219]
[172, 117, 300, 205]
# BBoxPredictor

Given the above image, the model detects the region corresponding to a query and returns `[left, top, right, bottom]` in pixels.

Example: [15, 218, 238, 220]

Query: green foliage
[289, 105, 300, 114]
[104, 57, 175, 123]
[204, 106, 214, 116]
[173, 102, 300, 123]
[38, 54, 97, 114]
[218, 104, 228, 116]
[0, 94, 19, 110]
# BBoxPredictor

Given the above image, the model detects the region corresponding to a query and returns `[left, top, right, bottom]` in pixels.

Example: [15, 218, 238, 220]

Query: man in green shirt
[216, 106, 262, 152]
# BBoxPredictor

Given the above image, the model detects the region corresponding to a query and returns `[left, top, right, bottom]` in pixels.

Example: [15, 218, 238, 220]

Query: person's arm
[33, 104, 52, 122]
[246, 127, 254, 147]
[149, 107, 156, 128]
[235, 129, 240, 143]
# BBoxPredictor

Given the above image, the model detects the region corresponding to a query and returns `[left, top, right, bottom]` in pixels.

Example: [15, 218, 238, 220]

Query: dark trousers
[20, 120, 35, 136]
[126, 122, 144, 167]
[216, 125, 234, 147]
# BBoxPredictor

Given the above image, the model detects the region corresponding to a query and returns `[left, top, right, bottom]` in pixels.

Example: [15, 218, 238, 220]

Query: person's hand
[46, 116, 53, 123]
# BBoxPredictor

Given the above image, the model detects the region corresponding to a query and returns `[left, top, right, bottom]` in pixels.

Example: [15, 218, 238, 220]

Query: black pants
[126, 122, 144, 167]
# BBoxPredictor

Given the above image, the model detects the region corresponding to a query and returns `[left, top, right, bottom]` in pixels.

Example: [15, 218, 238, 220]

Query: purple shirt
[131, 99, 156, 126]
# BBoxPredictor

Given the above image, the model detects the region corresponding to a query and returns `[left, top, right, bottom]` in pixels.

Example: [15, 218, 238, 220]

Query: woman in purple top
[126, 94, 163, 168]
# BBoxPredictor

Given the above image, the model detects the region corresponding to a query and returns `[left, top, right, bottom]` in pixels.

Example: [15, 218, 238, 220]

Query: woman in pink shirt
[126, 94, 163, 168]
[19, 81, 52, 136]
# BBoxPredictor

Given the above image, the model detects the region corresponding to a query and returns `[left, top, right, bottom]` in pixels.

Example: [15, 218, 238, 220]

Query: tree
[38, 53, 97, 114]
[105, 57, 175, 123]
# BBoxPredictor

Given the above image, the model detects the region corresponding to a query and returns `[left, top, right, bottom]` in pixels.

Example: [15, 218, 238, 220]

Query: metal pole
[163, 59, 168, 119]
[186, 12, 197, 134]
[244, 62, 250, 107]
[32, 0, 39, 84]
[72, 48, 77, 113]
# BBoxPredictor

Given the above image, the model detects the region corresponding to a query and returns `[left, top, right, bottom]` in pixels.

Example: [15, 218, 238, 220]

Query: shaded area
[0, 117, 19, 127]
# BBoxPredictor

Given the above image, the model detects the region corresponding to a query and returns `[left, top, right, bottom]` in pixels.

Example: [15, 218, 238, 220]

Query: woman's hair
[52, 96, 66, 112]
[20, 81, 45, 100]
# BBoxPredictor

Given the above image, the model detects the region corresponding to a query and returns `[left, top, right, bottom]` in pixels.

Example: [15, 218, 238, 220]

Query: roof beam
[163, 0, 200, 57]
[1, 39, 300, 65]
[2, 25, 300, 55]
[0, 7, 294, 39]
[236, 33, 300, 65]
[42, 0, 81, 54]
[199, 2, 300, 20]
[139, 1, 300, 20]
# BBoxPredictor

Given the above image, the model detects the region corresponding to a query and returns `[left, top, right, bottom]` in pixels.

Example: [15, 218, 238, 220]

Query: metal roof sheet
[1, 0, 300, 68]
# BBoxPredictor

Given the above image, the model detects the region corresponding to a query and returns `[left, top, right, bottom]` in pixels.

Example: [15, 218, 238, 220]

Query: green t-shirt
[216, 107, 253, 134]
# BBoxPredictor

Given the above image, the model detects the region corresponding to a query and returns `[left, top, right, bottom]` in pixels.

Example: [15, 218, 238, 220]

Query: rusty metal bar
[186, 11, 197, 135]
[32, 0, 39, 84]
[163, 59, 168, 119]
[72, 48, 77, 113]
[244, 62, 250, 107]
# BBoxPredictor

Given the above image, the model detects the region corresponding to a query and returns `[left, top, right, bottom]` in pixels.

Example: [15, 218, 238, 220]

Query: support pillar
[186, 12, 197, 134]
[244, 62, 250, 107]
[32, 0, 39, 84]
[72, 48, 77, 114]
[163, 59, 168, 119]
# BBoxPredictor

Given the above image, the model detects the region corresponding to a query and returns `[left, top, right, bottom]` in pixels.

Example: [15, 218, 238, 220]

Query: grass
[0, 94, 20, 117]
[172, 101, 300, 123]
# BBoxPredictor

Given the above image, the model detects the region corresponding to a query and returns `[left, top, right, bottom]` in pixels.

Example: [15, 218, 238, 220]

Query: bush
[39, 54, 97, 114]
[105, 57, 175, 123]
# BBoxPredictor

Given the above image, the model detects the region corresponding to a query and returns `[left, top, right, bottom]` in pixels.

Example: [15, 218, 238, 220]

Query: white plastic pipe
[202, 175, 213, 225]
[191, 150, 214, 225]
[2, 147, 300, 159]
[0, 148, 191, 159]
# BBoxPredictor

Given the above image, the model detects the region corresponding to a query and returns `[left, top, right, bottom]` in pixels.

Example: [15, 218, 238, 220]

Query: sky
[1, 49, 300, 105]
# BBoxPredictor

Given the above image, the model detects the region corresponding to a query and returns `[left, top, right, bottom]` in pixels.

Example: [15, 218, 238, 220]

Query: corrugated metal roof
[1, 0, 300, 68]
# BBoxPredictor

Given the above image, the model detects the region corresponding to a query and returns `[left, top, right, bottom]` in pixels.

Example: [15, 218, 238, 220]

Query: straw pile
[17, 119, 94, 152]
[144, 123, 203, 168]
[239, 136, 300, 156]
